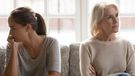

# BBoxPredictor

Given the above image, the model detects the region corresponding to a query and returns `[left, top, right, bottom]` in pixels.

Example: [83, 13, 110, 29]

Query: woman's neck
[22, 32, 44, 58]
[95, 33, 116, 41]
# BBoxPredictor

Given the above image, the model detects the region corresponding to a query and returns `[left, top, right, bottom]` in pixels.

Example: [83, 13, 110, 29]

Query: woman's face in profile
[8, 17, 27, 42]
[99, 5, 119, 35]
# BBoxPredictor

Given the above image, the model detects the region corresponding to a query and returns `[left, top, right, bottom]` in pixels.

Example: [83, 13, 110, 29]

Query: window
[119, 0, 135, 15]
[0, 0, 13, 15]
[0, 17, 9, 46]
[47, 0, 77, 45]
[16, 0, 45, 14]
[0, 0, 12, 46]
[118, 0, 135, 44]
[48, 0, 75, 15]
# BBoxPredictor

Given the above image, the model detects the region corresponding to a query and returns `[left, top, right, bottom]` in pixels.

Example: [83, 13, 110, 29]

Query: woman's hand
[4, 34, 20, 76]
[89, 64, 96, 76]
[7, 35, 20, 53]
[48, 71, 60, 76]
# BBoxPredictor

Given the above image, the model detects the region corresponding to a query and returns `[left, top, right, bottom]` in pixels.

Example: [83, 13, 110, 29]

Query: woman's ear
[25, 24, 33, 32]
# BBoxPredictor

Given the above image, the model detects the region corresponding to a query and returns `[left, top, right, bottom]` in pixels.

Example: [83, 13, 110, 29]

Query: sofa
[61, 43, 81, 76]
[1, 43, 134, 76]
[0, 43, 81, 76]
[0, 47, 6, 76]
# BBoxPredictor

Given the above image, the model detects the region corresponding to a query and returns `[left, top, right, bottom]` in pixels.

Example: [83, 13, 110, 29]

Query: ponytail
[35, 13, 46, 35]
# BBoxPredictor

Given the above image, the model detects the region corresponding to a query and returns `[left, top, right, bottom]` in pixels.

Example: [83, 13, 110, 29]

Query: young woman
[80, 2, 135, 76]
[4, 7, 61, 76]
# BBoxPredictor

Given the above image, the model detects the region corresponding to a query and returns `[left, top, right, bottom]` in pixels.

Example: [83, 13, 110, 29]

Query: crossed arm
[48, 71, 60, 76]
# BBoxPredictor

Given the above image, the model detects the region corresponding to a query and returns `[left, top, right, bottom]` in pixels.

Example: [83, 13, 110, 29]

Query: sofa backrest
[69, 43, 81, 76]
[0, 48, 6, 76]
[61, 45, 70, 76]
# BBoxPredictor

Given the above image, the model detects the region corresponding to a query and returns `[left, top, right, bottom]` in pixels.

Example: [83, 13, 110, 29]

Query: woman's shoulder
[45, 36, 58, 41]
[81, 37, 132, 45]
[43, 36, 59, 45]
[80, 38, 95, 46]
[115, 37, 134, 48]
[40, 35, 58, 42]
[117, 37, 132, 44]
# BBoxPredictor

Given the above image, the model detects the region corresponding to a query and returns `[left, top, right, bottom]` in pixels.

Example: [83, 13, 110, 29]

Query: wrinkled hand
[89, 64, 96, 76]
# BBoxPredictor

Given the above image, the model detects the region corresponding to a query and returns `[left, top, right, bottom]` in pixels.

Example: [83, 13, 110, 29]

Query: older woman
[80, 2, 135, 76]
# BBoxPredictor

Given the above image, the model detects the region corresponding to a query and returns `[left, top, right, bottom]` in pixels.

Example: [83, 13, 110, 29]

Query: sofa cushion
[69, 43, 81, 76]
[0, 48, 6, 76]
[61, 45, 70, 76]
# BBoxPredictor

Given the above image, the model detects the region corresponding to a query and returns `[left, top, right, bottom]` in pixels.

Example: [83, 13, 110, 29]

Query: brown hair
[9, 7, 46, 35]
